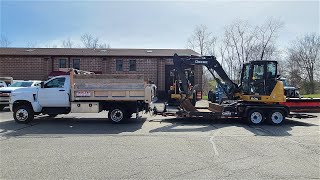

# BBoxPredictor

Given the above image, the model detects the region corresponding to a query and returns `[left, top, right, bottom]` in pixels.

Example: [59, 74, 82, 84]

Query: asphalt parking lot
[0, 103, 319, 179]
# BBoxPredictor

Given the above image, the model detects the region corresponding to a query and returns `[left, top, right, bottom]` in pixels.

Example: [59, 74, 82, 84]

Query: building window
[59, 59, 67, 68]
[116, 59, 123, 71]
[73, 59, 80, 70]
[129, 60, 136, 71]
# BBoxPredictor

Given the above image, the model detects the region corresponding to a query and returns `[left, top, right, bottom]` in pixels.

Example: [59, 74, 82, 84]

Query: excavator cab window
[265, 61, 278, 95]
[251, 64, 265, 95]
[240, 64, 251, 94]
[240, 61, 278, 95]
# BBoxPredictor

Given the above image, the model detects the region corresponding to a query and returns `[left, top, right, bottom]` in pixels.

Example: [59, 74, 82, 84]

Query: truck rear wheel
[108, 106, 127, 123]
[13, 105, 34, 124]
[247, 109, 264, 125]
[267, 110, 285, 125]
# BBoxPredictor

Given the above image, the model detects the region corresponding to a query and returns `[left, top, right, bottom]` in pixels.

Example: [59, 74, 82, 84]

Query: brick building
[0, 48, 201, 98]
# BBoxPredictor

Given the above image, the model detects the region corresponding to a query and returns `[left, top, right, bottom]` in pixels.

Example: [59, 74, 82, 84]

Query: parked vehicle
[0, 80, 41, 111]
[0, 77, 13, 88]
[279, 78, 300, 98]
[9, 69, 157, 123]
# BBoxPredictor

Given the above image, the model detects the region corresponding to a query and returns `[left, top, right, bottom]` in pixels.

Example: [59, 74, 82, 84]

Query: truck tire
[247, 109, 264, 125]
[13, 105, 34, 124]
[108, 106, 127, 123]
[267, 110, 285, 125]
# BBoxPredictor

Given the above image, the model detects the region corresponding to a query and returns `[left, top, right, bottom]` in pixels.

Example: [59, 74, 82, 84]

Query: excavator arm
[173, 53, 238, 100]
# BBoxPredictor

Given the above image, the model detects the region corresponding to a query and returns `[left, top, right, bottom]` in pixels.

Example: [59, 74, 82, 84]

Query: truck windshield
[9, 82, 33, 87]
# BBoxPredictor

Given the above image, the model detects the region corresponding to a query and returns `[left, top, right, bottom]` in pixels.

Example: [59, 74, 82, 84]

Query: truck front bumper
[0, 97, 10, 105]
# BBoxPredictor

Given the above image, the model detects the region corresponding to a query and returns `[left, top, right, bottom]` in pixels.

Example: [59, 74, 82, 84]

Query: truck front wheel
[13, 105, 34, 124]
[108, 106, 127, 123]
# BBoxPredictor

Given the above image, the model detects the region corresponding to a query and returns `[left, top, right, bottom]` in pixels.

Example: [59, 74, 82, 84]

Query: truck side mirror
[40, 82, 44, 88]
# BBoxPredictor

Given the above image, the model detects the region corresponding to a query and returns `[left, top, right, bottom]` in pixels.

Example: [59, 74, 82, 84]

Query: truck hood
[0, 87, 26, 92]
[11, 87, 39, 95]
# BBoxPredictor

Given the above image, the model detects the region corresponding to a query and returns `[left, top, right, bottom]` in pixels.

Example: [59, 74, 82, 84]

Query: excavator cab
[240, 60, 278, 96]
[239, 60, 286, 103]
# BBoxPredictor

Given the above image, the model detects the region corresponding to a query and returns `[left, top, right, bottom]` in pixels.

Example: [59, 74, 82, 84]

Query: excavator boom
[173, 53, 238, 100]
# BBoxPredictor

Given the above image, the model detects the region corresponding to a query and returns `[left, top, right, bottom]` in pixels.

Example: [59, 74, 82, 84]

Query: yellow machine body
[240, 81, 286, 103]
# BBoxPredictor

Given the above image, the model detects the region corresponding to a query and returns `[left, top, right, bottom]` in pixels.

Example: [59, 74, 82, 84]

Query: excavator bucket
[181, 99, 198, 112]
[208, 102, 223, 112]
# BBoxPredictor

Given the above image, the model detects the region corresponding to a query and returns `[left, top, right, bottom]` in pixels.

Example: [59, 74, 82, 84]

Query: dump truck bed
[71, 74, 148, 101]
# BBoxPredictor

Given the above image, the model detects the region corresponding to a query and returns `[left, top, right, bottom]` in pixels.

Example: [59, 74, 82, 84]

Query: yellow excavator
[159, 53, 289, 125]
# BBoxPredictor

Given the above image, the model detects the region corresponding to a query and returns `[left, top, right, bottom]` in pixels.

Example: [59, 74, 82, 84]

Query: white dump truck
[9, 69, 157, 123]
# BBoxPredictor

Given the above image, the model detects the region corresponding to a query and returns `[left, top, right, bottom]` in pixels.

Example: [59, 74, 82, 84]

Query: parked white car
[0, 80, 41, 110]
[0, 77, 13, 88]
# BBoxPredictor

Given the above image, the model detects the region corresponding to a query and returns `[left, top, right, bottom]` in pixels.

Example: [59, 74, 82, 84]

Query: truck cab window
[44, 77, 65, 88]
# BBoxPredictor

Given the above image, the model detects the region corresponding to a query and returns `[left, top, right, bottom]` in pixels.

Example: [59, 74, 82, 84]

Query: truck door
[38, 77, 70, 107]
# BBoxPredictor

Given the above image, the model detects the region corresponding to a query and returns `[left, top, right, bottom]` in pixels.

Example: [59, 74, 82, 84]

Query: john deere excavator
[159, 53, 290, 125]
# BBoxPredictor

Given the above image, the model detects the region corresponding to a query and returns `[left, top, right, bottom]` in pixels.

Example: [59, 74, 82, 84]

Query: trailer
[155, 54, 291, 125]
[9, 69, 157, 123]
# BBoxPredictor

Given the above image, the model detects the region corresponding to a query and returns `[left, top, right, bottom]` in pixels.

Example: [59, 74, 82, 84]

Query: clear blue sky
[0, 0, 319, 49]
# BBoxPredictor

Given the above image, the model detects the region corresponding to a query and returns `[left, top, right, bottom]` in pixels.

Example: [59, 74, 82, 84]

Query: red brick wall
[53, 57, 103, 72]
[0, 55, 202, 92]
[106, 57, 159, 89]
[0, 56, 50, 80]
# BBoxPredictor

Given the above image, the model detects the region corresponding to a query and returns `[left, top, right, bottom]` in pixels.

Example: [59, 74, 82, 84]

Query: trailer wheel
[13, 105, 34, 124]
[247, 109, 264, 125]
[108, 107, 127, 123]
[268, 110, 285, 125]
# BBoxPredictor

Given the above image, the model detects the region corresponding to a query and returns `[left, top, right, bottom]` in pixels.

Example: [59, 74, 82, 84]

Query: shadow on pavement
[148, 117, 317, 136]
[0, 112, 317, 138]
[0, 115, 145, 137]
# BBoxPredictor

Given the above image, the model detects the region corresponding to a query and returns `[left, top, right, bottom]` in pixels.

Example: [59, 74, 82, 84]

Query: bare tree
[219, 18, 283, 80]
[256, 18, 283, 60]
[186, 24, 218, 94]
[98, 43, 111, 49]
[187, 24, 217, 56]
[81, 33, 99, 48]
[26, 41, 38, 48]
[288, 33, 320, 94]
[62, 38, 74, 48]
[0, 34, 12, 47]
